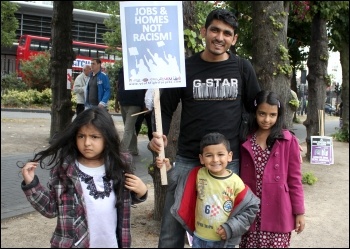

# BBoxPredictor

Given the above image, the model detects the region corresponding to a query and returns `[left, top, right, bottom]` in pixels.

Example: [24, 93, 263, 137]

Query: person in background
[156, 132, 260, 248]
[85, 58, 111, 110]
[73, 64, 91, 116]
[117, 67, 146, 156]
[300, 97, 307, 116]
[19, 107, 148, 248]
[101, 62, 107, 74]
[135, 89, 154, 141]
[239, 90, 305, 248]
[148, 8, 261, 248]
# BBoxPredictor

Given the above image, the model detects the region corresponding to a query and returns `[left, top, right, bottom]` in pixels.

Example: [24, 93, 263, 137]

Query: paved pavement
[1, 109, 154, 220]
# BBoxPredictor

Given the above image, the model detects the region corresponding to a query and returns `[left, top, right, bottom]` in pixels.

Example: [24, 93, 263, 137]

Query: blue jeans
[158, 155, 239, 248]
[192, 234, 236, 248]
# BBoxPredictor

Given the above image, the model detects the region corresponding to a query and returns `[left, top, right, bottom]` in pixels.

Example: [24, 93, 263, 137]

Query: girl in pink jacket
[239, 90, 305, 248]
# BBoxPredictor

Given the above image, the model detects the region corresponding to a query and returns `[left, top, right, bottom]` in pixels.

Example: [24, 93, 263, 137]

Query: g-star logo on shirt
[193, 78, 238, 100]
[193, 78, 238, 87]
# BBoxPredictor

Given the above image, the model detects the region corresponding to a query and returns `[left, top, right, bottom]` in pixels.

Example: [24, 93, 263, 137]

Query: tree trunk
[303, 12, 329, 160]
[339, 41, 349, 138]
[148, 103, 181, 221]
[251, 1, 294, 128]
[148, 158, 168, 221]
[50, 1, 75, 140]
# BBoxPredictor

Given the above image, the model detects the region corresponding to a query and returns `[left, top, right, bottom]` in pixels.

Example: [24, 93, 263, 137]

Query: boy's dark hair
[199, 132, 231, 154]
[251, 90, 287, 149]
[205, 8, 239, 32]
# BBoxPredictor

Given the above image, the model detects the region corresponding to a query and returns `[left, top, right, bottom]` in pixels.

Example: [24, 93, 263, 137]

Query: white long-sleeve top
[145, 89, 155, 110]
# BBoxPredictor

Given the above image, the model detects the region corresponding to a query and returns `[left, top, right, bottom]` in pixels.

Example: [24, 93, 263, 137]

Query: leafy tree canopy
[1, 2, 19, 47]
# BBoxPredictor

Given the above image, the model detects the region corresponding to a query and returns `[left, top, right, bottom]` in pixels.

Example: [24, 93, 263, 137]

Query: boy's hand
[216, 225, 227, 240]
[155, 157, 172, 171]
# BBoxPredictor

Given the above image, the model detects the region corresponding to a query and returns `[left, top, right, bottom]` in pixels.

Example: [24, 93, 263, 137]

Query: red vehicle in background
[16, 34, 116, 79]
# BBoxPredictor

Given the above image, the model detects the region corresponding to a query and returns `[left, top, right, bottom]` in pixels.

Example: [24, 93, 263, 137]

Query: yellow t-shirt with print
[194, 167, 245, 241]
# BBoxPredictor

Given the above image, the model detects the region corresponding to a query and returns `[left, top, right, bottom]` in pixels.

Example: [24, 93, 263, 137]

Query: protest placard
[120, 1, 186, 90]
[120, 1, 186, 184]
[310, 136, 334, 165]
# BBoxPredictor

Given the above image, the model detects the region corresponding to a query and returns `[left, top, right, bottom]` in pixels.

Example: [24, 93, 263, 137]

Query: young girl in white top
[19, 107, 148, 248]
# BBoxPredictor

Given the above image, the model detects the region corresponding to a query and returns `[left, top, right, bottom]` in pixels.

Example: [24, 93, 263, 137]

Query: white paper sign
[120, 1, 186, 90]
[310, 136, 334, 165]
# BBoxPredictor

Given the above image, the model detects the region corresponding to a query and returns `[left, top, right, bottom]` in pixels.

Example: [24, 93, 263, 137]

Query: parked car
[325, 103, 336, 115]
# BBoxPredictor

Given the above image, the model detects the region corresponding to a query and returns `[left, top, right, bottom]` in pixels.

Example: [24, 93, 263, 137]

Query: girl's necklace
[76, 164, 112, 199]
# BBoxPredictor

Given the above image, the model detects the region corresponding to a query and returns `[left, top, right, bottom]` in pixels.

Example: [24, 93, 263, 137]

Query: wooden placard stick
[318, 110, 321, 135]
[130, 110, 150, 117]
[320, 109, 324, 136]
[318, 109, 325, 136]
[153, 88, 168, 185]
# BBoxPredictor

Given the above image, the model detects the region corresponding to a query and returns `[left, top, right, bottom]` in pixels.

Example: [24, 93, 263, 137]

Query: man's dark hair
[92, 58, 102, 64]
[205, 8, 239, 32]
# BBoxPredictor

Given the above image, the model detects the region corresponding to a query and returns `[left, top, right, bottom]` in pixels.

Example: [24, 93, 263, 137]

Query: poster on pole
[120, 1, 186, 90]
[310, 136, 334, 165]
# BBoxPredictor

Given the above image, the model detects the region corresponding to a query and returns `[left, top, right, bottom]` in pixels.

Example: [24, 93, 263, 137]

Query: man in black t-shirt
[148, 9, 261, 248]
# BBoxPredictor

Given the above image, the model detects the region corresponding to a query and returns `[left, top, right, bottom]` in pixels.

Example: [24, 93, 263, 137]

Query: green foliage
[324, 75, 332, 87]
[289, 90, 300, 111]
[39, 88, 53, 105]
[278, 44, 290, 61]
[269, 15, 284, 30]
[100, 2, 123, 60]
[333, 128, 349, 142]
[1, 2, 19, 47]
[289, 99, 300, 108]
[107, 99, 115, 112]
[2, 88, 79, 109]
[74, 1, 114, 13]
[273, 45, 293, 77]
[328, 6, 349, 52]
[1, 89, 52, 107]
[2, 88, 116, 111]
[105, 62, 122, 88]
[20, 51, 50, 91]
[1, 72, 28, 94]
[71, 93, 77, 109]
[139, 123, 149, 135]
[293, 116, 302, 124]
[184, 29, 204, 53]
[302, 171, 318, 185]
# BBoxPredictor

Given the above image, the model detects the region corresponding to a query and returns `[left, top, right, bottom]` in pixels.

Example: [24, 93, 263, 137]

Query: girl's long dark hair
[21, 107, 131, 207]
[249, 90, 287, 149]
